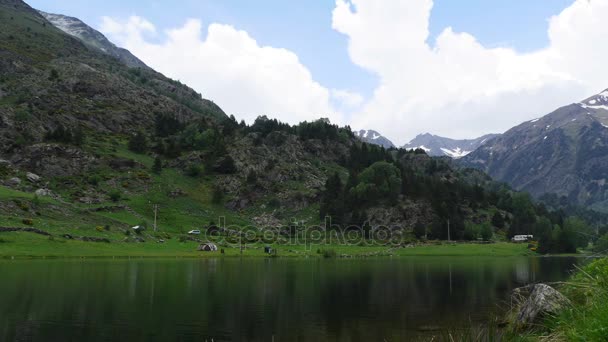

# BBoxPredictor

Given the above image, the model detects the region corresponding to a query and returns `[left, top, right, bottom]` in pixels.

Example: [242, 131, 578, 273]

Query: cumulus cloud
[330, 89, 364, 108]
[100, 16, 351, 125]
[333, 0, 608, 144]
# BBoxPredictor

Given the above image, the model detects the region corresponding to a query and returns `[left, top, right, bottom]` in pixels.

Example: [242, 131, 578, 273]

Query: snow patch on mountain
[354, 129, 395, 148]
[402, 133, 498, 158]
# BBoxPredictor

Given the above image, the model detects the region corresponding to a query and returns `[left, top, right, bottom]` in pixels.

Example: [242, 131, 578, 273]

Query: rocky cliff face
[462, 89, 608, 211]
[38, 11, 148, 69]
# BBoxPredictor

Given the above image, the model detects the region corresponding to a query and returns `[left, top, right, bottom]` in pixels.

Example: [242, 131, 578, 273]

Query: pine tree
[319, 172, 345, 225]
[128, 131, 148, 154]
[152, 157, 162, 174]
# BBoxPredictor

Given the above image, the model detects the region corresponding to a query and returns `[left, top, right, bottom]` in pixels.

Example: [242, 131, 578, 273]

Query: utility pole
[447, 218, 451, 242]
[153, 204, 158, 232]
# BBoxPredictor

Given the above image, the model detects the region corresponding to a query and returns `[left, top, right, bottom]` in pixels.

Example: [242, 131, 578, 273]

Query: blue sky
[28, 0, 607, 144]
[28, 0, 574, 103]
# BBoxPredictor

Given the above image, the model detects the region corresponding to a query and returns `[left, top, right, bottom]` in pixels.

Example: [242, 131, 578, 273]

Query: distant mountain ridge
[354, 129, 395, 148]
[462, 88, 608, 211]
[403, 133, 499, 158]
[38, 10, 148, 69]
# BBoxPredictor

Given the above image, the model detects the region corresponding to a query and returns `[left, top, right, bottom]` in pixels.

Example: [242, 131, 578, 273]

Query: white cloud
[330, 88, 364, 108]
[333, 0, 608, 145]
[100, 16, 345, 125]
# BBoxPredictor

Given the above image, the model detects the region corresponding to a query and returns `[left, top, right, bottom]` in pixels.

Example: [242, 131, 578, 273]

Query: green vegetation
[528, 257, 608, 340]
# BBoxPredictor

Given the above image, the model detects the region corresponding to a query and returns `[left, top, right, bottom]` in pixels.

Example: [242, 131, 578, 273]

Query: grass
[394, 242, 532, 257]
[530, 257, 608, 341]
[0, 228, 532, 259]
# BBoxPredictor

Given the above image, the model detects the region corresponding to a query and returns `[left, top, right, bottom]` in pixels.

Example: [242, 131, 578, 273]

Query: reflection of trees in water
[0, 257, 582, 341]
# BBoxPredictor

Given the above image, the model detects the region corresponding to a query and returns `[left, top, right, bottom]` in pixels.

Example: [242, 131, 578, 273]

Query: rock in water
[516, 284, 570, 329]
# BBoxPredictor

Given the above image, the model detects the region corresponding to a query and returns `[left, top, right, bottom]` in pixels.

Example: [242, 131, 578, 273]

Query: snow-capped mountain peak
[354, 129, 395, 148]
[579, 88, 608, 111]
[403, 133, 498, 158]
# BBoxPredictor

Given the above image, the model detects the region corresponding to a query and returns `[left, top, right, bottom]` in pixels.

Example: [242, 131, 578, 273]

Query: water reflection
[0, 257, 580, 341]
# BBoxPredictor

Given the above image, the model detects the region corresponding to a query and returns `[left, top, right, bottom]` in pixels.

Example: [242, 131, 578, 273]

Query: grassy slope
[0, 138, 532, 259]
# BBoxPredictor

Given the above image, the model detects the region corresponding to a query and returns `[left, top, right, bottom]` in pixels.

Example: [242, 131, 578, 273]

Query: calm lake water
[0, 257, 581, 341]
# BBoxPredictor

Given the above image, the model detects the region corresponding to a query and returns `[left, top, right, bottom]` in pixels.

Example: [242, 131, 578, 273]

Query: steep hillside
[39, 10, 148, 69]
[462, 89, 608, 211]
[354, 129, 395, 148]
[403, 133, 498, 158]
[0, 0, 225, 154]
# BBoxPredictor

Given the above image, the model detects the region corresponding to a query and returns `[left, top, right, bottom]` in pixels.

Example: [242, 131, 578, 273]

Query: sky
[27, 0, 608, 145]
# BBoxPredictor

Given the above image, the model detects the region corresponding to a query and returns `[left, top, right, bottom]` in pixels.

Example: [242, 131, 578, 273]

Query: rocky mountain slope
[353, 129, 395, 148]
[38, 10, 148, 69]
[0, 0, 584, 244]
[462, 89, 608, 211]
[403, 133, 498, 158]
[0, 0, 225, 154]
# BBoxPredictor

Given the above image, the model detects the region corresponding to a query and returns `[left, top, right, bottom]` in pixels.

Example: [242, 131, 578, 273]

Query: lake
[0, 257, 581, 341]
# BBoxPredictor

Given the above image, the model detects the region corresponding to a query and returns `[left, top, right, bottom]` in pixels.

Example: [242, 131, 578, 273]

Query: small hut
[198, 242, 218, 251]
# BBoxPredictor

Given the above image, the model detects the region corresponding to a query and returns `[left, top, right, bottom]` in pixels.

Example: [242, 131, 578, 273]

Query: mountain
[0, 0, 540, 240]
[0, 0, 226, 153]
[39, 10, 148, 69]
[462, 89, 608, 211]
[403, 133, 499, 158]
[353, 129, 395, 148]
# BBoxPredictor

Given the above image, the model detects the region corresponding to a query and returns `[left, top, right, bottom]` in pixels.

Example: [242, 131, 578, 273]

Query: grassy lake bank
[0, 231, 534, 258]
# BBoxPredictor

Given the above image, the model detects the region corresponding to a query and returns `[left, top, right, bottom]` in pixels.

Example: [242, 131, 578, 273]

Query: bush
[109, 190, 122, 202]
[87, 175, 101, 186]
[31, 195, 40, 207]
[96, 226, 104, 232]
[464, 223, 479, 241]
[152, 157, 162, 174]
[186, 164, 203, 177]
[246, 170, 258, 184]
[480, 222, 494, 241]
[320, 248, 337, 258]
[211, 186, 224, 204]
[15, 200, 29, 211]
[128, 131, 148, 154]
[22, 218, 33, 226]
[593, 233, 608, 254]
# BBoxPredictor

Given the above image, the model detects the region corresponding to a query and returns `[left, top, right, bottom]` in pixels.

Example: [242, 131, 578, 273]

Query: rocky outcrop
[512, 284, 571, 330]
[12, 144, 98, 178]
[0, 227, 51, 236]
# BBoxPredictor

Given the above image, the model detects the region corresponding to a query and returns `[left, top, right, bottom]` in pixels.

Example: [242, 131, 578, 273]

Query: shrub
[96, 226, 104, 232]
[31, 195, 40, 207]
[15, 200, 29, 211]
[48, 69, 59, 81]
[246, 170, 258, 184]
[186, 164, 203, 177]
[109, 190, 122, 202]
[211, 186, 224, 204]
[22, 218, 33, 226]
[320, 248, 337, 258]
[152, 157, 162, 174]
[480, 222, 494, 241]
[87, 175, 101, 186]
[128, 131, 148, 154]
[464, 223, 479, 241]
